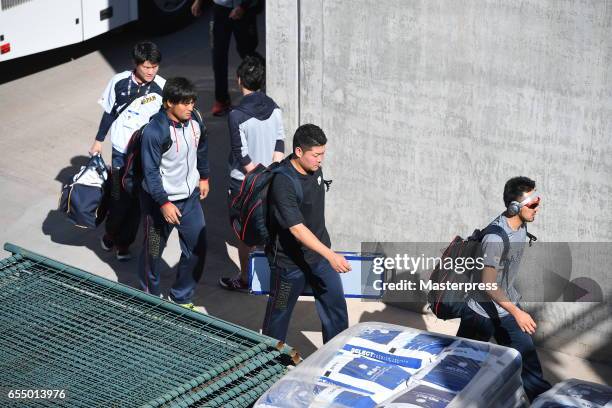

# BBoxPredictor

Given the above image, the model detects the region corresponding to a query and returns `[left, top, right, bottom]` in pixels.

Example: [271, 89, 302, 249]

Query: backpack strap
[479, 224, 512, 287]
[268, 163, 303, 260]
[323, 179, 333, 192]
[480, 224, 510, 264]
[192, 108, 204, 128]
[112, 93, 141, 119]
[112, 77, 155, 119]
[273, 164, 303, 205]
[526, 231, 537, 247]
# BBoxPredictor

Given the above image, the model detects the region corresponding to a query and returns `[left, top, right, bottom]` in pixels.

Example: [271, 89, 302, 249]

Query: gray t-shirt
[467, 215, 527, 318]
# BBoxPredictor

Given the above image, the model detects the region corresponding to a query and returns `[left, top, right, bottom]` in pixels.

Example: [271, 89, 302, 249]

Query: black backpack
[229, 161, 302, 246]
[427, 225, 510, 320]
[121, 124, 147, 196]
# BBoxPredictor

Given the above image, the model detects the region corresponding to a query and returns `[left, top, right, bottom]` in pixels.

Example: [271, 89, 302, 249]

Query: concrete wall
[267, 0, 612, 363]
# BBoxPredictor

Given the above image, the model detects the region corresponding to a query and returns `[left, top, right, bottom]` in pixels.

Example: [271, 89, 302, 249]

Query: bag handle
[73, 154, 107, 184]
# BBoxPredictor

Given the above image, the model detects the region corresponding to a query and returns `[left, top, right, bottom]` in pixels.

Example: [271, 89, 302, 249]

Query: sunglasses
[524, 197, 540, 209]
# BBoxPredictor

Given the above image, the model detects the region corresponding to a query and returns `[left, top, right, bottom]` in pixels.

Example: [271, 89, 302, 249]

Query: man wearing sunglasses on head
[457, 176, 551, 402]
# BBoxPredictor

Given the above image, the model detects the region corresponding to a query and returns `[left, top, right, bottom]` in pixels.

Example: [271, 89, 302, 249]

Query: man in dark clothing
[139, 77, 210, 310]
[457, 176, 551, 401]
[262, 124, 350, 344]
[191, 0, 259, 116]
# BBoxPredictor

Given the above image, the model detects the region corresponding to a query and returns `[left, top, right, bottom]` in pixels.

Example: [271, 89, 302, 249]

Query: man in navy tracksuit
[139, 77, 210, 309]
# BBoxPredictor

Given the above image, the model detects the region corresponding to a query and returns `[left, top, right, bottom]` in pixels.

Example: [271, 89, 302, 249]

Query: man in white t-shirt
[89, 41, 166, 261]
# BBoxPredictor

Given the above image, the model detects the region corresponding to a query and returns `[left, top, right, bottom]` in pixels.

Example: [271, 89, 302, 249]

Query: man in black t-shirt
[262, 124, 351, 344]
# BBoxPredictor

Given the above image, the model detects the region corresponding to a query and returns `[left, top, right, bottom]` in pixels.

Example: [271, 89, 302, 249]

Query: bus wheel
[139, 0, 193, 33]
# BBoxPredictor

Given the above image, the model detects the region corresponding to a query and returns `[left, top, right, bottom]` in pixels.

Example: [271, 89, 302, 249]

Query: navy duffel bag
[58, 154, 109, 229]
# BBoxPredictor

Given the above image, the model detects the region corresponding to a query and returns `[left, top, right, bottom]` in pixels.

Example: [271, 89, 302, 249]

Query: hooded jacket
[228, 91, 285, 181]
[141, 109, 209, 206]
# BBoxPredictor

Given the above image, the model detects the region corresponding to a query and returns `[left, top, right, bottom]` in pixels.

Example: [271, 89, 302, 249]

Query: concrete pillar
[267, 0, 612, 364]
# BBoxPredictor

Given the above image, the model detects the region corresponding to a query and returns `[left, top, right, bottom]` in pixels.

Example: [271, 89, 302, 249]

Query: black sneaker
[218, 276, 250, 293]
[100, 235, 114, 252]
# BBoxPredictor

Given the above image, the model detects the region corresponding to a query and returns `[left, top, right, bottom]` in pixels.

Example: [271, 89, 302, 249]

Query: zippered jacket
[141, 109, 209, 206]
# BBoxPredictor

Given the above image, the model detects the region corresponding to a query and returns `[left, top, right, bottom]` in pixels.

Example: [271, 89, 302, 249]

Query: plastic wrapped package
[255, 379, 378, 408]
[341, 329, 455, 370]
[317, 350, 412, 397]
[381, 338, 526, 408]
[381, 385, 528, 408]
[531, 379, 612, 408]
[255, 322, 526, 408]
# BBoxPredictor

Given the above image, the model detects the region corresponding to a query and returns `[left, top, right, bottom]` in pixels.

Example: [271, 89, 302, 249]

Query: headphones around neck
[506, 191, 540, 216]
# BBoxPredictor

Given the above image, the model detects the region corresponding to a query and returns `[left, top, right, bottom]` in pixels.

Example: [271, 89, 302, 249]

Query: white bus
[0, 0, 192, 62]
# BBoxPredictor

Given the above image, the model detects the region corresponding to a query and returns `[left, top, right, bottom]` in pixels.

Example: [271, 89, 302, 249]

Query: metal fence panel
[0, 244, 297, 407]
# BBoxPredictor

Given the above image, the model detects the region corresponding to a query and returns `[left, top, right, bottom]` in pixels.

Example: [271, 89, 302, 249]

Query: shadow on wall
[588, 318, 612, 383]
[527, 300, 612, 383]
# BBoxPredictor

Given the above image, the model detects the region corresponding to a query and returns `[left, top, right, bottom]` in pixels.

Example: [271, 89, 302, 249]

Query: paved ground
[0, 9, 609, 388]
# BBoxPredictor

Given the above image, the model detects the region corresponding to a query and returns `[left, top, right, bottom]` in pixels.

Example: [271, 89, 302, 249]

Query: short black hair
[503, 176, 536, 206]
[132, 41, 162, 65]
[293, 124, 327, 152]
[163, 77, 197, 105]
[236, 54, 265, 91]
